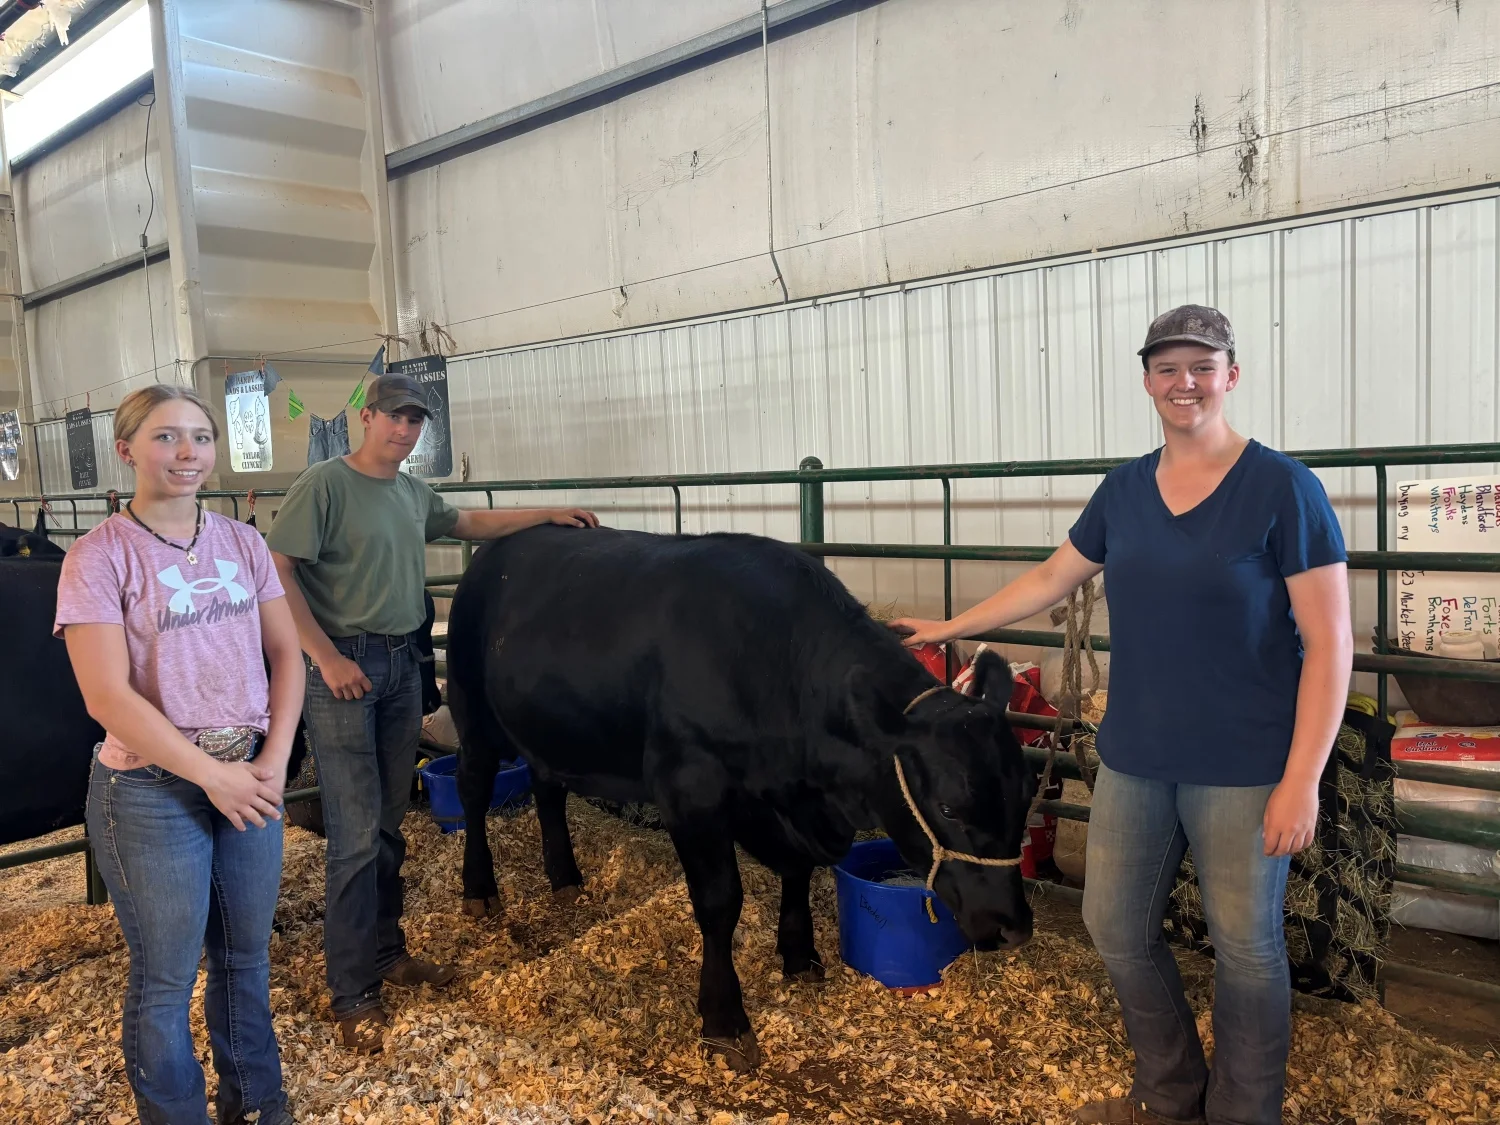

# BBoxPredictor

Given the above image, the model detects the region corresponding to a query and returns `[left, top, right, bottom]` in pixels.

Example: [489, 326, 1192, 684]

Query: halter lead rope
[894, 685, 1051, 923]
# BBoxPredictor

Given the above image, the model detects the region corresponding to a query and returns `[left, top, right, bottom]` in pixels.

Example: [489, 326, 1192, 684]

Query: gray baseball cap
[1138, 304, 1235, 358]
[365, 372, 431, 417]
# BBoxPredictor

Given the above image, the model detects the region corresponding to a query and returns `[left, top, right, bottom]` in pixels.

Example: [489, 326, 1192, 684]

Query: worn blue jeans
[302, 631, 423, 1018]
[85, 749, 288, 1125]
[1082, 762, 1291, 1125]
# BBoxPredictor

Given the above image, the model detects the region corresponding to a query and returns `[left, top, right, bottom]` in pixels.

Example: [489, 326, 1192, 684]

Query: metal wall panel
[25, 257, 175, 416]
[375, 0, 764, 152]
[431, 197, 1500, 682]
[13, 97, 166, 293]
[387, 0, 1500, 358]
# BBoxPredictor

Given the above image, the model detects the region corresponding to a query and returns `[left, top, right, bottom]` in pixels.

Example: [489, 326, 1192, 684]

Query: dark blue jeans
[1082, 762, 1291, 1125]
[302, 631, 423, 1018]
[85, 749, 288, 1125]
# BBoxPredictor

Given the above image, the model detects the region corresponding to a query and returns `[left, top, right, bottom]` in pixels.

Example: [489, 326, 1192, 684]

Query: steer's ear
[842, 665, 906, 746]
[968, 648, 1016, 704]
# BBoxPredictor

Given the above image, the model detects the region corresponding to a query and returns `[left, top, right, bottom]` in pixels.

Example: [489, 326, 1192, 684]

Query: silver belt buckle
[196, 726, 259, 763]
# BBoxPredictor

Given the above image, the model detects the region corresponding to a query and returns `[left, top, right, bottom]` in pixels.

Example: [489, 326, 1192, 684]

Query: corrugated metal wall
[430, 194, 1500, 677]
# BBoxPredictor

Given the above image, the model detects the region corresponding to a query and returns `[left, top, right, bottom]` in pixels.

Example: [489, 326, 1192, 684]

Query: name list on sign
[1395, 474, 1500, 653]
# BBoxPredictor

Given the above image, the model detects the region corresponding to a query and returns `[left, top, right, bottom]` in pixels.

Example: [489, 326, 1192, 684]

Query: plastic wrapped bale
[1163, 708, 1397, 1002]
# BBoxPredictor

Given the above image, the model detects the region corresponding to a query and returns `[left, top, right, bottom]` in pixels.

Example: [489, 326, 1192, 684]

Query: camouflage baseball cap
[1138, 304, 1235, 358]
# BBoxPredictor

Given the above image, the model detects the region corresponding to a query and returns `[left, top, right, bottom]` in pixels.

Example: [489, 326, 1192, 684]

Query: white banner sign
[225, 370, 273, 473]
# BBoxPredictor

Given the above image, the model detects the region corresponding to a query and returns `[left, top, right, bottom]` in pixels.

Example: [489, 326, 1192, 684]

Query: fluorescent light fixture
[3, 4, 153, 163]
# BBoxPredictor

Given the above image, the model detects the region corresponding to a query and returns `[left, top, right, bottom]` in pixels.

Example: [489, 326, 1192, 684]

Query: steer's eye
[938, 803, 957, 820]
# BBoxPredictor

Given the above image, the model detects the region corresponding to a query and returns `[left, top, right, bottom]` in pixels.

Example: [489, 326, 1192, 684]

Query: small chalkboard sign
[389, 354, 452, 479]
[66, 407, 99, 490]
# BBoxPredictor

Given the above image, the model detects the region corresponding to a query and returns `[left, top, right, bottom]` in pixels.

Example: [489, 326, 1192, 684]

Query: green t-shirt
[265, 457, 460, 638]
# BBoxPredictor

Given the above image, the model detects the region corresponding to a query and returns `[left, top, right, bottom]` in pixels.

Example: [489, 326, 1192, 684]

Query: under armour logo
[158, 560, 250, 613]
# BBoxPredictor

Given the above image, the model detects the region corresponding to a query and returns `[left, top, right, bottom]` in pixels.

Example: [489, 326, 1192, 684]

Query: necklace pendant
[186, 550, 198, 565]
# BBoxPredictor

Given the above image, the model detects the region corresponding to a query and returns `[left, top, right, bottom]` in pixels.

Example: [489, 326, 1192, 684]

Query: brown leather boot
[336, 1006, 389, 1054]
[381, 954, 458, 988]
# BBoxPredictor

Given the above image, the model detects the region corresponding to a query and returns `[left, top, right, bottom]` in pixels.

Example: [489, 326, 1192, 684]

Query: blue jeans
[85, 749, 288, 1125]
[302, 631, 423, 1018]
[1082, 762, 1291, 1125]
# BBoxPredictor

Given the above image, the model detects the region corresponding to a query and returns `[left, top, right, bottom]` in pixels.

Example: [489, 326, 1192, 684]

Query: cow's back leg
[777, 863, 825, 982]
[533, 778, 584, 904]
[666, 823, 759, 1072]
[456, 735, 504, 919]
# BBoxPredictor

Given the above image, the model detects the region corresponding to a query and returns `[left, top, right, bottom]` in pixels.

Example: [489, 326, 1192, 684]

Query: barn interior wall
[3, 0, 1497, 697]
[10, 98, 174, 420]
[421, 194, 1500, 700]
[382, 0, 1500, 355]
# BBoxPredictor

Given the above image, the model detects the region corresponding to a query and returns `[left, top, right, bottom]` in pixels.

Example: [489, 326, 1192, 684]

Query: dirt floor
[2, 806, 1498, 1124]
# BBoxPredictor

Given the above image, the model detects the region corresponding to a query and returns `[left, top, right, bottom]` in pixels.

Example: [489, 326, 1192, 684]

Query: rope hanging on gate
[1043, 578, 1101, 794]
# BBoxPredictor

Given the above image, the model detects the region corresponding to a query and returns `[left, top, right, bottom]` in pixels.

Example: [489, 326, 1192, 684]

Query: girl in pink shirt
[54, 384, 304, 1125]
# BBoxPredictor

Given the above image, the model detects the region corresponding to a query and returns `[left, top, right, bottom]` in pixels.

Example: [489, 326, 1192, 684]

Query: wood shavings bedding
[2, 802, 1496, 1123]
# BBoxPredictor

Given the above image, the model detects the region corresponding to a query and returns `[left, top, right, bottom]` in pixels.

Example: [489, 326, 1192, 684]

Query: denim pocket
[107, 763, 175, 786]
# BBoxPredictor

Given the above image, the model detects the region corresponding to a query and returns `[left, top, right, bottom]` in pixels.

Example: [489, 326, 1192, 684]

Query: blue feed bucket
[834, 838, 971, 990]
[418, 754, 531, 833]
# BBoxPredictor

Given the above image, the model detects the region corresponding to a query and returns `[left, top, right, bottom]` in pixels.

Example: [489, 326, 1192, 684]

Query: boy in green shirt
[267, 372, 597, 1052]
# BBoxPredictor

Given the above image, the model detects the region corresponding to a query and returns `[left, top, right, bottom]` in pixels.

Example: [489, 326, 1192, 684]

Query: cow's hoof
[703, 1030, 760, 1072]
[551, 885, 583, 907]
[462, 896, 502, 919]
[787, 961, 826, 985]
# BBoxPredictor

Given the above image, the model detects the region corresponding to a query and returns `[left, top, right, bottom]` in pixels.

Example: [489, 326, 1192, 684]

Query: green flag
[347, 378, 367, 411]
[287, 389, 305, 421]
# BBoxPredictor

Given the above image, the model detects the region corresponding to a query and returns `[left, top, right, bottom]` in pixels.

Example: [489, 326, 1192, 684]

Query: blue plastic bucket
[418, 754, 531, 833]
[834, 838, 971, 990]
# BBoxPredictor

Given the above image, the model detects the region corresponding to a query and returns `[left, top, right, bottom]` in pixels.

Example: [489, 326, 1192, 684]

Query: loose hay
[3, 802, 1497, 1124]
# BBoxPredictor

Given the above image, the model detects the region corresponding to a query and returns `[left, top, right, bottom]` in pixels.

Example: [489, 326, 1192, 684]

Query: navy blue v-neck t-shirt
[1067, 440, 1347, 786]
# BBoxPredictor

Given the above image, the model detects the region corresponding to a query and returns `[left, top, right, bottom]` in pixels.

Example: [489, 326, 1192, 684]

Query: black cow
[1, 558, 441, 849]
[0, 509, 65, 559]
[448, 526, 1036, 1070]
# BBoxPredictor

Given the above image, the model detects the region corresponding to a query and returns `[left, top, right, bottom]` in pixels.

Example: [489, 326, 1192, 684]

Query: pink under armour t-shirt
[53, 511, 286, 769]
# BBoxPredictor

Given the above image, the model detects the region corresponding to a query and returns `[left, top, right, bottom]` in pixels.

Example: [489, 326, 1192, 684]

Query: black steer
[448, 526, 1036, 1070]
[0, 511, 65, 559]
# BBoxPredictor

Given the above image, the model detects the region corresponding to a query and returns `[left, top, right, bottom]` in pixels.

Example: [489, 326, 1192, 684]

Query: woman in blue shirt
[894, 305, 1353, 1125]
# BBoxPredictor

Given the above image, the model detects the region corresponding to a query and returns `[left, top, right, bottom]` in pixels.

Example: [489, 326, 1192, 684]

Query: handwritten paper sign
[1395, 476, 1500, 652]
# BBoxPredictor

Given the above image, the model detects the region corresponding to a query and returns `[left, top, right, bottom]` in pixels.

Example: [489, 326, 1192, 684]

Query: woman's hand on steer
[1262, 776, 1319, 856]
[888, 618, 953, 647]
[549, 507, 600, 528]
[204, 760, 283, 831]
[320, 652, 373, 700]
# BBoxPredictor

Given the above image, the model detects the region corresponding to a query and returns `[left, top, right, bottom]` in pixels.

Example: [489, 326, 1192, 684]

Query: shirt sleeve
[1271, 463, 1348, 578]
[263, 471, 327, 562]
[423, 484, 461, 542]
[243, 526, 286, 603]
[52, 534, 126, 637]
[1067, 474, 1112, 564]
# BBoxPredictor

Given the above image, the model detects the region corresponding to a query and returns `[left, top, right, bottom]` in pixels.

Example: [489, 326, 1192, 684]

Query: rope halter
[895, 685, 1032, 923]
